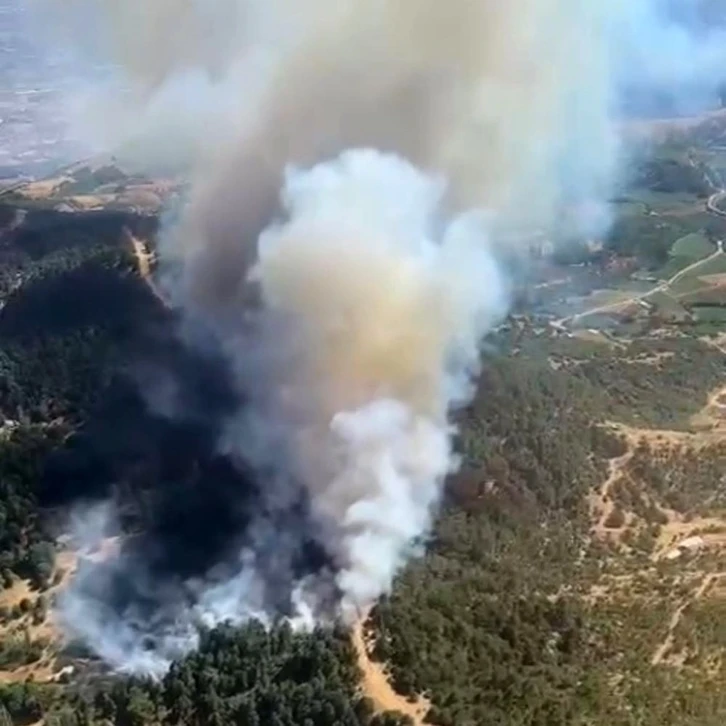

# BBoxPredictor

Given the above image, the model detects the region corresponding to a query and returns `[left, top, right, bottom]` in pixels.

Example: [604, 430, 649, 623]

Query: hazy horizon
[0, 0, 111, 180]
[1, 0, 724, 184]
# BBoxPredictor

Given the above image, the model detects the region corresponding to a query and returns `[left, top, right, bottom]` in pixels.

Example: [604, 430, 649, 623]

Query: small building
[664, 535, 705, 561]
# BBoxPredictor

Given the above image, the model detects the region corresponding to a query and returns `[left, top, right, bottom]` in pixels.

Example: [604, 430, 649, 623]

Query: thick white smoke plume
[39, 0, 726, 674]
[248, 150, 505, 614]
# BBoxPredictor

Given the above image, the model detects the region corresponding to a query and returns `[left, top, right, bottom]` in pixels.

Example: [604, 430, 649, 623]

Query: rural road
[558, 159, 726, 328]
[707, 189, 726, 222]
[559, 246, 724, 327]
[352, 620, 429, 725]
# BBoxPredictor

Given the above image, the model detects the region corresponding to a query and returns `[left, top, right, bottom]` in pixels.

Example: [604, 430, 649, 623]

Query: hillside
[0, 143, 724, 726]
[367, 327, 726, 726]
[358, 129, 726, 726]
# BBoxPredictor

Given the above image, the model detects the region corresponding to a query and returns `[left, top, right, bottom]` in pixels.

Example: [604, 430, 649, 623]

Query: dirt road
[707, 190, 726, 219]
[651, 573, 721, 666]
[590, 448, 634, 539]
[562, 246, 724, 327]
[352, 621, 429, 725]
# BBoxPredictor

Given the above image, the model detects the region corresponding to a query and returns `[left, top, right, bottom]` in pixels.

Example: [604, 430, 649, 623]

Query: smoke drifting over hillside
[41, 0, 726, 673]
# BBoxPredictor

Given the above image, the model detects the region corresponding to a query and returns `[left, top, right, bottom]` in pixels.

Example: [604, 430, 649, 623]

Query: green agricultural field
[585, 289, 637, 308]
[629, 189, 704, 213]
[680, 286, 726, 305]
[668, 273, 715, 296]
[658, 256, 695, 281]
[610, 198, 650, 217]
[693, 305, 726, 323]
[643, 290, 691, 321]
[687, 253, 726, 277]
[670, 232, 715, 260]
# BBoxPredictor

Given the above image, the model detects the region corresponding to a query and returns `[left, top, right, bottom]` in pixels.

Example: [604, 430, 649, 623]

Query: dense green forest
[0, 425, 61, 585]
[0, 208, 160, 580]
[370, 336, 726, 726]
[0, 623, 414, 726]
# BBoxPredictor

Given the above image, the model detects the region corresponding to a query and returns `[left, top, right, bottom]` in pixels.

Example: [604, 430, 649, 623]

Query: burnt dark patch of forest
[0, 199, 335, 635]
[0, 203, 261, 588]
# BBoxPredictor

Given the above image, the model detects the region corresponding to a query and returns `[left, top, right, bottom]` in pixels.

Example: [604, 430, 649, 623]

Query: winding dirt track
[651, 573, 721, 666]
[352, 621, 429, 725]
[590, 448, 634, 539]
[587, 372, 726, 667]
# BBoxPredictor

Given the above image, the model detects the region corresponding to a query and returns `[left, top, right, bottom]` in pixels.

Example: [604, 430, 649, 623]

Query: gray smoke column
[41, 0, 726, 673]
[151, 0, 586, 621]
